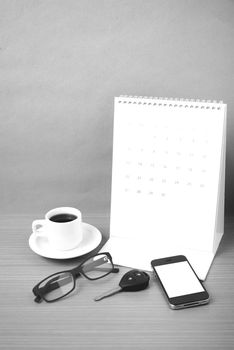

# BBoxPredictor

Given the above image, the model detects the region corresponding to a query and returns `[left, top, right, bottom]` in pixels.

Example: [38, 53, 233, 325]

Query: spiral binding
[117, 95, 224, 110]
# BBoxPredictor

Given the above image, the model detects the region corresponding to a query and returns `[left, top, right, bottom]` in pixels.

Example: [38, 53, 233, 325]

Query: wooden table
[1, 215, 234, 349]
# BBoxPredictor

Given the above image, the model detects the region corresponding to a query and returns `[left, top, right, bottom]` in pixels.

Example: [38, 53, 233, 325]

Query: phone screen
[155, 261, 204, 298]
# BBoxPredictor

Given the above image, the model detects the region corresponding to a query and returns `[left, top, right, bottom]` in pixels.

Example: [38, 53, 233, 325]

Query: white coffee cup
[32, 207, 83, 251]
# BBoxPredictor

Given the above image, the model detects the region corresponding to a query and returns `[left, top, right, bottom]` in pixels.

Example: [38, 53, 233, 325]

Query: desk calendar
[102, 96, 227, 280]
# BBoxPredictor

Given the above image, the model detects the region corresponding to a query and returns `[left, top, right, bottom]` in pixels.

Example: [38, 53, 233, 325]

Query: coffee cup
[32, 207, 83, 251]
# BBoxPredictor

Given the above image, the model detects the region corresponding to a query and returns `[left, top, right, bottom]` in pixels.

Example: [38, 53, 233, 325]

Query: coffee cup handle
[32, 220, 46, 237]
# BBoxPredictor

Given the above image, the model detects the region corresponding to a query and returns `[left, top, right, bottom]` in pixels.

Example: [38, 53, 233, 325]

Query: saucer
[29, 222, 102, 259]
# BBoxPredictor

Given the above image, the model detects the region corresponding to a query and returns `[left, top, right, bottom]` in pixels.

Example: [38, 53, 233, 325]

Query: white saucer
[29, 222, 102, 259]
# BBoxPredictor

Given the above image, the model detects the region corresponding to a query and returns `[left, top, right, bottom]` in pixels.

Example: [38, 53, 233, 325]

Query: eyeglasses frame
[32, 252, 119, 303]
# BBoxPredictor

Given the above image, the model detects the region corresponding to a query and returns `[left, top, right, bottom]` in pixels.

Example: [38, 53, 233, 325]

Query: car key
[94, 269, 150, 301]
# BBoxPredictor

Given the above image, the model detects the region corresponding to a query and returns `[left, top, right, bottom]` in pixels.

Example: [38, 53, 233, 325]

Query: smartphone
[151, 255, 209, 309]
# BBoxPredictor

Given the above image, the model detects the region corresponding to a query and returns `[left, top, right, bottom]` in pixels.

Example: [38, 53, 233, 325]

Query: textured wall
[1, 0, 234, 216]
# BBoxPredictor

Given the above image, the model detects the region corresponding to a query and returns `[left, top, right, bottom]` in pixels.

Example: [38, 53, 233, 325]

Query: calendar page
[103, 96, 226, 280]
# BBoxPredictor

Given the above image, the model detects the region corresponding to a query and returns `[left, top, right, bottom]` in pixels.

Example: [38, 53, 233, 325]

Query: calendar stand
[102, 96, 227, 280]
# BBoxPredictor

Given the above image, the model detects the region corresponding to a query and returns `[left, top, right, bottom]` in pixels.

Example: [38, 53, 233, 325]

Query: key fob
[119, 269, 150, 291]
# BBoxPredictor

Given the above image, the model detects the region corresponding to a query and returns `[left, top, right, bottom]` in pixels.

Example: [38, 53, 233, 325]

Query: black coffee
[49, 213, 77, 223]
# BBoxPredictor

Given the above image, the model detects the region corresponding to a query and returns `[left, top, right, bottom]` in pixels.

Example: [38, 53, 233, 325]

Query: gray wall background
[1, 0, 234, 217]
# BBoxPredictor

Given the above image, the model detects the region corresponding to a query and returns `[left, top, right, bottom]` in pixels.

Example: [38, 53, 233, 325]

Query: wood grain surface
[0, 215, 234, 349]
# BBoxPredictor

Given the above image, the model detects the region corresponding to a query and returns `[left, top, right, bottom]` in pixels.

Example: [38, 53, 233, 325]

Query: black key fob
[119, 269, 150, 291]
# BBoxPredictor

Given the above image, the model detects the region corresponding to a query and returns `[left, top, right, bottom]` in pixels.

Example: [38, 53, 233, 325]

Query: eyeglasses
[32, 252, 119, 303]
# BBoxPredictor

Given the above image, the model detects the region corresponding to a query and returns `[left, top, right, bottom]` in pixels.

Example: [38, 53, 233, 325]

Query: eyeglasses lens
[81, 254, 113, 279]
[38, 272, 74, 302]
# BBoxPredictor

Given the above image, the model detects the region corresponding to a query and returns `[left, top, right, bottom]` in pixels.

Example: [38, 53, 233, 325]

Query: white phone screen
[155, 261, 204, 298]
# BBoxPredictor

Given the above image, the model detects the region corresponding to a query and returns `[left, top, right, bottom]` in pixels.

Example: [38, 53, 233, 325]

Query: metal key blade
[94, 286, 122, 301]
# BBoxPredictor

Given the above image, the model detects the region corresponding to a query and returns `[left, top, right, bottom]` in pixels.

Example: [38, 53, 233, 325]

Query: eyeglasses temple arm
[72, 257, 119, 277]
[72, 267, 119, 278]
